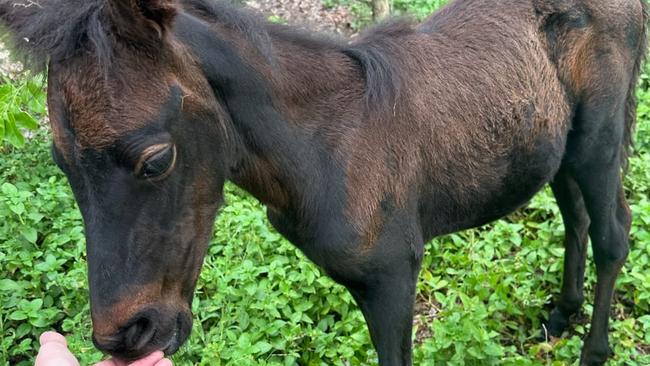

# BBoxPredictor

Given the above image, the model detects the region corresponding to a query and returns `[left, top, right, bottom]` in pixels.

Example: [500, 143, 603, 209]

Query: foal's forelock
[51, 69, 164, 149]
[0, 0, 210, 150]
[49, 40, 214, 152]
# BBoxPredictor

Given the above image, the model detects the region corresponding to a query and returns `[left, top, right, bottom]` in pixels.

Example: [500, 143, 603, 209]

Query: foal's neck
[179, 12, 364, 216]
[233, 31, 364, 213]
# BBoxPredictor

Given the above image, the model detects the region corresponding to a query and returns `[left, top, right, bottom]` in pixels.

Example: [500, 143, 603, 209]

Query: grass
[2, 1, 650, 365]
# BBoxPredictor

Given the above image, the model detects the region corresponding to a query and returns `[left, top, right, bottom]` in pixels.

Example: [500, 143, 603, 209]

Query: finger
[37, 342, 70, 356]
[39, 331, 68, 347]
[94, 360, 118, 366]
[35, 356, 80, 366]
[35, 341, 80, 366]
[154, 359, 173, 366]
[127, 351, 165, 366]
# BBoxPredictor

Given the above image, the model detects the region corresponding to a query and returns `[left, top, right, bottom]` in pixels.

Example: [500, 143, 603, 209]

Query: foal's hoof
[579, 340, 612, 366]
[579, 353, 609, 366]
[540, 308, 569, 341]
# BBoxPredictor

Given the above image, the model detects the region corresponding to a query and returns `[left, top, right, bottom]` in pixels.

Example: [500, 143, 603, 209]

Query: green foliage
[0, 74, 46, 147]
[634, 63, 650, 154]
[0, 131, 88, 365]
[392, 0, 449, 19]
[323, 0, 449, 30]
[267, 15, 288, 25]
[323, 0, 374, 30]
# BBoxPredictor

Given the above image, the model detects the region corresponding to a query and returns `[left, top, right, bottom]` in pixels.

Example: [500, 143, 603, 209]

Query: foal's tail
[623, 0, 649, 170]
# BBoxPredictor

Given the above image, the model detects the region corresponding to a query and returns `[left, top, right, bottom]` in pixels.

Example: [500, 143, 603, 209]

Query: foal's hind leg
[547, 168, 590, 337]
[567, 103, 632, 366]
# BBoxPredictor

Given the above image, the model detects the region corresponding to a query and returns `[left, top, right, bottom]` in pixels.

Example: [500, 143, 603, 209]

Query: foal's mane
[183, 0, 411, 107]
[0, 0, 410, 107]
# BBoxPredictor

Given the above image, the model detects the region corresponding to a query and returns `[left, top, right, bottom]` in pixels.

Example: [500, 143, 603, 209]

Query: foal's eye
[135, 144, 177, 180]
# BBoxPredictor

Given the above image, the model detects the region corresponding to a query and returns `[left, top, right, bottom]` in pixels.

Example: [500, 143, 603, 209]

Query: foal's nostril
[93, 307, 189, 359]
[123, 315, 156, 351]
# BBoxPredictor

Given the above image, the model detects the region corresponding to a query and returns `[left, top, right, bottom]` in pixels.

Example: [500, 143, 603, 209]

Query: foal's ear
[108, 0, 177, 42]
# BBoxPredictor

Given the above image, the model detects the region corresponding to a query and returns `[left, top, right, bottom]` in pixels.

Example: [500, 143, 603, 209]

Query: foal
[0, 0, 646, 365]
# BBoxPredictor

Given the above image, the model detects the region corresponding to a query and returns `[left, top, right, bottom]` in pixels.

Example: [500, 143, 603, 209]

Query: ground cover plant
[1, 1, 650, 365]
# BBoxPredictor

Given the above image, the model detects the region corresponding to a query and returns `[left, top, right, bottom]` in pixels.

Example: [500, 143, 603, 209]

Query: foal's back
[342, 0, 643, 238]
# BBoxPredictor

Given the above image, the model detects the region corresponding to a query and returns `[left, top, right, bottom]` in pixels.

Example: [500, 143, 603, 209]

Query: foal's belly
[421, 128, 567, 239]
[474, 144, 563, 223]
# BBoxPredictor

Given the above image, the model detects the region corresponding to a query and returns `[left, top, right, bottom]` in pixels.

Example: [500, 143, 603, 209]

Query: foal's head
[2, 0, 233, 360]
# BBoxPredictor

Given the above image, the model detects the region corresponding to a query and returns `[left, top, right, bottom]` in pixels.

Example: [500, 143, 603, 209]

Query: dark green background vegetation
[1, 0, 649, 365]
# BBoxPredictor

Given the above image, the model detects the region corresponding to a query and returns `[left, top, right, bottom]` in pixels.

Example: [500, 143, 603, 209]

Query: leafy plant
[0, 73, 45, 147]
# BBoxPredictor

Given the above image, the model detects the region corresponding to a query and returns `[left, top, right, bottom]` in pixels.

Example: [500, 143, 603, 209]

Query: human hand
[35, 331, 173, 366]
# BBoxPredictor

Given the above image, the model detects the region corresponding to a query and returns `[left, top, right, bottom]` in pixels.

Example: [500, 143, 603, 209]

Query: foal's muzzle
[92, 306, 192, 361]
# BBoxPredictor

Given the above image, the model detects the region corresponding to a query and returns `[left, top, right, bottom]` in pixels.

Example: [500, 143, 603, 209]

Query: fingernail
[128, 351, 165, 366]
[39, 332, 67, 347]
[156, 359, 173, 366]
[146, 351, 164, 360]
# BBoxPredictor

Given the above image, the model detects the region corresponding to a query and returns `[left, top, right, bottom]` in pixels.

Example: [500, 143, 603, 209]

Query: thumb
[35, 332, 80, 366]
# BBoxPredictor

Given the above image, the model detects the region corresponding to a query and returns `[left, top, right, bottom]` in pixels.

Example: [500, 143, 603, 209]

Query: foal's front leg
[348, 265, 420, 366]
[331, 231, 423, 365]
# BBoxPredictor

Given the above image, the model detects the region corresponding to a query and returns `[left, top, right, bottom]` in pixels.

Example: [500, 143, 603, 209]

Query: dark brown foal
[0, 0, 646, 364]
